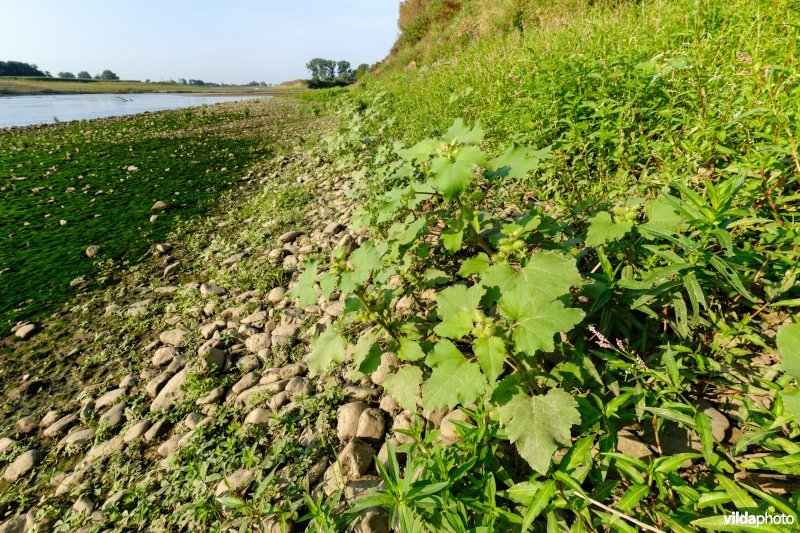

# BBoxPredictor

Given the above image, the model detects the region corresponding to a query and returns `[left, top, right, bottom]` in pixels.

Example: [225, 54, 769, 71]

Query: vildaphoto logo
[723, 512, 796, 526]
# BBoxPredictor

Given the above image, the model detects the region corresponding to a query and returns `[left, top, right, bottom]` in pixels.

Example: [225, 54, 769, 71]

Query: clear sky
[0, 0, 400, 84]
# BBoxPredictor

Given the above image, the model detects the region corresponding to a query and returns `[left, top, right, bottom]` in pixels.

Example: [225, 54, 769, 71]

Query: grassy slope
[307, 0, 800, 528]
[0, 98, 310, 336]
[0, 77, 306, 96]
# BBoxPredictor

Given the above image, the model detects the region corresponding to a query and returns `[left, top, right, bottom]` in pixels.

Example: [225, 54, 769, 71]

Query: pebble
[278, 230, 303, 243]
[14, 323, 39, 340]
[357, 408, 386, 441]
[159, 328, 189, 346]
[150, 368, 189, 411]
[244, 408, 271, 426]
[100, 402, 126, 428]
[95, 387, 126, 411]
[152, 346, 177, 367]
[85, 245, 102, 257]
[267, 287, 286, 303]
[16, 415, 39, 435]
[123, 420, 152, 443]
[337, 402, 367, 442]
[214, 468, 254, 497]
[3, 449, 45, 482]
[60, 428, 95, 448]
[43, 412, 78, 438]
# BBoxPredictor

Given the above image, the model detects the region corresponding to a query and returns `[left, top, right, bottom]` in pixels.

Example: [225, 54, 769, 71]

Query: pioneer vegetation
[1, 0, 799, 531]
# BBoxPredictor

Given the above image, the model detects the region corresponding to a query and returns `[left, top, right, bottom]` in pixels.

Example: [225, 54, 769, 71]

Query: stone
[182, 412, 205, 429]
[279, 362, 306, 379]
[85, 245, 102, 257]
[200, 283, 227, 297]
[285, 376, 314, 398]
[150, 368, 189, 411]
[146, 371, 174, 398]
[370, 353, 399, 386]
[223, 253, 245, 265]
[152, 346, 177, 367]
[123, 420, 152, 443]
[16, 415, 39, 435]
[440, 409, 471, 442]
[215, 468, 254, 497]
[199, 347, 226, 370]
[95, 387, 126, 410]
[245, 333, 271, 353]
[101, 490, 126, 511]
[355, 509, 390, 533]
[271, 324, 298, 346]
[143, 419, 171, 442]
[199, 323, 220, 339]
[269, 391, 290, 410]
[0, 514, 26, 533]
[43, 412, 78, 438]
[232, 372, 259, 394]
[278, 230, 303, 243]
[0, 437, 16, 454]
[197, 386, 226, 405]
[40, 410, 60, 428]
[392, 411, 415, 445]
[242, 310, 267, 325]
[379, 394, 400, 415]
[267, 287, 286, 303]
[339, 438, 376, 478]
[337, 402, 368, 443]
[345, 478, 382, 501]
[85, 435, 124, 463]
[159, 328, 188, 346]
[236, 384, 283, 406]
[60, 428, 95, 448]
[72, 495, 95, 514]
[344, 385, 381, 401]
[700, 402, 730, 442]
[306, 458, 329, 486]
[151, 200, 168, 211]
[119, 374, 137, 389]
[244, 408, 271, 426]
[356, 408, 386, 441]
[3, 449, 45, 482]
[323, 221, 345, 236]
[157, 434, 184, 457]
[14, 323, 39, 340]
[617, 432, 653, 460]
[100, 402, 126, 428]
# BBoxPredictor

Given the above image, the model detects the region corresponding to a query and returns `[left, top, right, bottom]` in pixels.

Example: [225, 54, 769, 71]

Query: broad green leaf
[397, 138, 439, 162]
[339, 241, 381, 292]
[433, 284, 485, 339]
[458, 253, 490, 277]
[441, 226, 464, 252]
[499, 284, 585, 355]
[777, 323, 800, 379]
[485, 144, 550, 180]
[497, 388, 581, 474]
[474, 336, 507, 383]
[398, 338, 425, 361]
[482, 251, 582, 303]
[441, 118, 484, 144]
[286, 260, 318, 307]
[383, 366, 423, 412]
[430, 145, 486, 199]
[585, 212, 633, 247]
[421, 340, 487, 409]
[307, 326, 348, 376]
[780, 388, 800, 421]
[645, 195, 683, 231]
[352, 328, 382, 375]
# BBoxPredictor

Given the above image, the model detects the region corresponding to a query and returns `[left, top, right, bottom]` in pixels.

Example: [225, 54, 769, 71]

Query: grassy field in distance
[0, 77, 308, 95]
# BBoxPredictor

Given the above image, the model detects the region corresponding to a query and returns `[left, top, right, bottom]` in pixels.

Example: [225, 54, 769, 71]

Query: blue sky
[0, 0, 400, 84]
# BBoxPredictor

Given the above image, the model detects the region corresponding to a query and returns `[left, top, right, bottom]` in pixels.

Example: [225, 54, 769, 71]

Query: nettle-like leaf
[308, 326, 348, 376]
[383, 366, 423, 412]
[286, 260, 318, 307]
[430, 145, 487, 200]
[474, 336, 507, 383]
[499, 285, 585, 355]
[398, 338, 425, 361]
[777, 323, 800, 379]
[396, 138, 439, 162]
[433, 284, 485, 339]
[458, 253, 490, 277]
[585, 211, 633, 247]
[781, 388, 800, 421]
[339, 240, 381, 292]
[441, 118, 484, 144]
[422, 340, 487, 410]
[497, 388, 581, 474]
[485, 144, 551, 180]
[482, 251, 582, 302]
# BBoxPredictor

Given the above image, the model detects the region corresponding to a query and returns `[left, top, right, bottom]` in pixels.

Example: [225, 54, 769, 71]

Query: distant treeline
[305, 59, 370, 88]
[0, 61, 46, 77]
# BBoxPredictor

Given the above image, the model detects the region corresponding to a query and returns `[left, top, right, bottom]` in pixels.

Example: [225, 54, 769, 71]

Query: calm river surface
[0, 93, 265, 128]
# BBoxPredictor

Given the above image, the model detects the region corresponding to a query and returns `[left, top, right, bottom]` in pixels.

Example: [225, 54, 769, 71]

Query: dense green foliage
[0, 61, 45, 77]
[290, 0, 800, 530]
[0, 100, 304, 336]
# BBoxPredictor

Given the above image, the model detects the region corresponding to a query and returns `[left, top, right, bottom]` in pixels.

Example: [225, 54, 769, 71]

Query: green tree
[336, 60, 352, 81]
[99, 70, 119, 80]
[58, 71, 76, 79]
[355, 63, 369, 80]
[77, 70, 91, 79]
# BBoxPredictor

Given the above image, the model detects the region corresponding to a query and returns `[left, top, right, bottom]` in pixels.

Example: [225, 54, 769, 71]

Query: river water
[0, 93, 266, 128]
